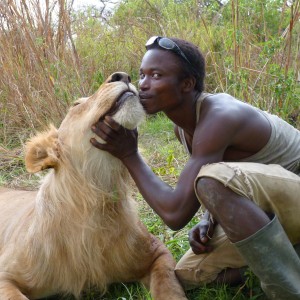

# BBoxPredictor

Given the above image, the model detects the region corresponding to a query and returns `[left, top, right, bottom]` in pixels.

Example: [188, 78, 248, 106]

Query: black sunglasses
[145, 36, 192, 66]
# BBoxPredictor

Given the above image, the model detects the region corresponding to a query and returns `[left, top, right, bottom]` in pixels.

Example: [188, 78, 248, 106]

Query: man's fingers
[90, 137, 106, 150]
[190, 240, 212, 254]
[104, 116, 121, 131]
[200, 225, 210, 242]
[190, 240, 205, 254]
[92, 120, 117, 142]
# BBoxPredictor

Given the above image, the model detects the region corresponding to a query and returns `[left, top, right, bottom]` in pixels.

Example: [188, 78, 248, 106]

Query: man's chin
[141, 106, 155, 116]
[146, 111, 156, 116]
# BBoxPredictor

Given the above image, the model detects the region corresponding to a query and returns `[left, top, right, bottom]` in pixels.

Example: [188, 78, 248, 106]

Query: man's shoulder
[197, 93, 257, 132]
[203, 92, 235, 100]
[201, 92, 243, 114]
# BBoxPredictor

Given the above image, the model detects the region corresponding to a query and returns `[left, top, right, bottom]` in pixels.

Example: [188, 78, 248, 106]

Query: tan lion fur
[0, 72, 187, 300]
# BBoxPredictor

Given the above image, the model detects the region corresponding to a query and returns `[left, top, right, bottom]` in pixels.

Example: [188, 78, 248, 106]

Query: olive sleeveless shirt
[178, 93, 300, 175]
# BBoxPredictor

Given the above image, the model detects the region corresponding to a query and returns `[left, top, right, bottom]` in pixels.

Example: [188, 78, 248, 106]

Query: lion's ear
[25, 125, 60, 173]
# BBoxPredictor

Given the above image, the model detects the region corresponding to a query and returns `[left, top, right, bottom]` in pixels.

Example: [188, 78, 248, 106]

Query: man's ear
[181, 76, 196, 93]
[25, 125, 60, 173]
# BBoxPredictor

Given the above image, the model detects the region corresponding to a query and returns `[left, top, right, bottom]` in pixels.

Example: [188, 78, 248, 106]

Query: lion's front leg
[141, 235, 187, 300]
[0, 279, 29, 300]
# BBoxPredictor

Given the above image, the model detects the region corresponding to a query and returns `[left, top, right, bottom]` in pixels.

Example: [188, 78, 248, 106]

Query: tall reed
[0, 0, 82, 145]
[0, 0, 299, 147]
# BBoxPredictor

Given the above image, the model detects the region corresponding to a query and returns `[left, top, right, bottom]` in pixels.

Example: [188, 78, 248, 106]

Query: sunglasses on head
[145, 36, 192, 66]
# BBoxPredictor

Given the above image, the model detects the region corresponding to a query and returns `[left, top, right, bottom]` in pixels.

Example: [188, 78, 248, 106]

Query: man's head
[144, 36, 205, 93]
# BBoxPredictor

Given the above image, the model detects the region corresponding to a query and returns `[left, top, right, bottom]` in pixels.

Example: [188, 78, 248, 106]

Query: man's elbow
[163, 215, 188, 231]
[168, 222, 185, 231]
[156, 201, 199, 231]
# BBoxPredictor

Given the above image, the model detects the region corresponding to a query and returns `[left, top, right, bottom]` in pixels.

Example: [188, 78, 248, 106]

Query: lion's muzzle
[106, 91, 136, 117]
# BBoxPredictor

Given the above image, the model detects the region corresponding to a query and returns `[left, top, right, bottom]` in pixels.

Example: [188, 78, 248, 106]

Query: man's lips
[139, 93, 152, 100]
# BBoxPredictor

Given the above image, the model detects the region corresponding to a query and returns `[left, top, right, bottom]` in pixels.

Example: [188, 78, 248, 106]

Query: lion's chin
[106, 91, 136, 117]
[111, 96, 145, 130]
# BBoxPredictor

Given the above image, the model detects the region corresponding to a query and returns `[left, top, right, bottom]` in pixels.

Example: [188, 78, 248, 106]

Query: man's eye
[139, 73, 145, 79]
[152, 73, 160, 79]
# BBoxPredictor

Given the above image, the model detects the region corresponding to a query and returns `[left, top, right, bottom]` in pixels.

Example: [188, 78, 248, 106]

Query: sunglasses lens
[145, 36, 191, 66]
[158, 38, 175, 50]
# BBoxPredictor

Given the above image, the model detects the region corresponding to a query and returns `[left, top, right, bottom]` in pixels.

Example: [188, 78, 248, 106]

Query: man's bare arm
[91, 107, 241, 230]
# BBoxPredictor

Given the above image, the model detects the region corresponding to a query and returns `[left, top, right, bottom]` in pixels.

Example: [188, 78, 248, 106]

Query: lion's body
[0, 186, 149, 298]
[0, 73, 187, 300]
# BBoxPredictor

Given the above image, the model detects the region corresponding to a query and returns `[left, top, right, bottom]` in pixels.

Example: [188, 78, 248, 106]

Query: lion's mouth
[105, 91, 135, 117]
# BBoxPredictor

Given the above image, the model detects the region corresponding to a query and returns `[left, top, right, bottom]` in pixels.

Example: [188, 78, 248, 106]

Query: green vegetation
[0, 0, 299, 299]
[0, 0, 299, 145]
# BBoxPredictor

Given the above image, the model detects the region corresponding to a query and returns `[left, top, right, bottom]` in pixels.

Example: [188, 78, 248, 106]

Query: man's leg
[175, 224, 246, 289]
[195, 162, 300, 299]
[196, 177, 270, 242]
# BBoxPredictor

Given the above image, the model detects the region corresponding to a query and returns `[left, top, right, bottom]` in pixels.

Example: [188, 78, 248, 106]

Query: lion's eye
[72, 102, 81, 107]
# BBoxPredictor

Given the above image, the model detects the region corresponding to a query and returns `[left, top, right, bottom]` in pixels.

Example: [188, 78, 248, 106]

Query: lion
[0, 72, 187, 300]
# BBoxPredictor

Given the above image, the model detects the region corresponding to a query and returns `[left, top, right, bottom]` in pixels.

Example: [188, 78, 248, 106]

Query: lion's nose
[110, 72, 131, 84]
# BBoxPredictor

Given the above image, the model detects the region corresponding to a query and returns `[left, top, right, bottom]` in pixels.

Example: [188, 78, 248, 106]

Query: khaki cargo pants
[175, 162, 300, 288]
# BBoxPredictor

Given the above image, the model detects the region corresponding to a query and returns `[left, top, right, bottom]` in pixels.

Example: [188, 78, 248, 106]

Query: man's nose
[139, 77, 149, 90]
[109, 72, 131, 84]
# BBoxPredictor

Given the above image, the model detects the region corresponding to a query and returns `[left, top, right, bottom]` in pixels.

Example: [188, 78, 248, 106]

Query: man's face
[138, 49, 186, 115]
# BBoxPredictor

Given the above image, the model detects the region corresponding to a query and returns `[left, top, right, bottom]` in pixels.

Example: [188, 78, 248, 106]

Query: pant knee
[175, 267, 202, 290]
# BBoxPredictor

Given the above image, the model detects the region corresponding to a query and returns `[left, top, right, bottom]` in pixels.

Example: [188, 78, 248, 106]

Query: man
[91, 36, 300, 299]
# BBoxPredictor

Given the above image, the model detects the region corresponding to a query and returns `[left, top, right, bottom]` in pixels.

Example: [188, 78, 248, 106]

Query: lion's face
[59, 72, 145, 150]
[25, 72, 145, 174]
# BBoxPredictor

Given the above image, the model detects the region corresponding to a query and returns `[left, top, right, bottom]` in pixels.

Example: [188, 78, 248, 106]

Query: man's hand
[91, 116, 138, 160]
[188, 210, 215, 254]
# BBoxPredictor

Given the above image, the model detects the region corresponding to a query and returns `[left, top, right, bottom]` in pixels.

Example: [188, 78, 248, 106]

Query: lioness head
[25, 72, 145, 174]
